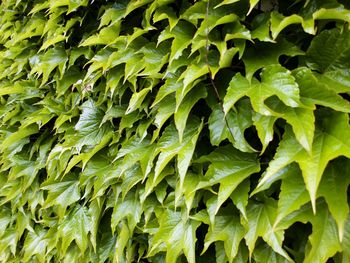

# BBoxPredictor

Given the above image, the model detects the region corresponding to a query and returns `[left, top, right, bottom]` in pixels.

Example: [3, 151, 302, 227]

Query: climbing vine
[0, 0, 350, 262]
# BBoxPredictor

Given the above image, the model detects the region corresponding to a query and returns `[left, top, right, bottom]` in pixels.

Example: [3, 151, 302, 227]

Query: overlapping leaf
[0, 0, 350, 262]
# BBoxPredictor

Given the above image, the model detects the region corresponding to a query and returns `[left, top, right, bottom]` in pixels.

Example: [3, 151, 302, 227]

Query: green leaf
[73, 100, 112, 148]
[158, 21, 195, 64]
[1, 124, 38, 152]
[342, 215, 350, 260]
[266, 97, 315, 152]
[41, 174, 81, 218]
[209, 100, 254, 152]
[252, 112, 277, 153]
[230, 179, 250, 221]
[58, 205, 91, 254]
[149, 210, 200, 263]
[258, 111, 350, 212]
[306, 28, 350, 92]
[126, 87, 152, 114]
[202, 214, 245, 262]
[153, 119, 202, 189]
[293, 67, 350, 113]
[175, 86, 207, 142]
[304, 202, 342, 263]
[81, 24, 120, 46]
[270, 11, 315, 40]
[244, 199, 292, 261]
[318, 158, 350, 240]
[274, 166, 309, 226]
[223, 73, 251, 115]
[224, 65, 301, 116]
[22, 227, 48, 262]
[196, 146, 260, 214]
[29, 46, 68, 85]
[253, 243, 290, 263]
[111, 190, 142, 233]
[243, 40, 303, 81]
[248, 0, 260, 14]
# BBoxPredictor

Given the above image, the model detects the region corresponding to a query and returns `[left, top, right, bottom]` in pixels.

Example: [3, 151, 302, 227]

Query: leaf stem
[204, 0, 236, 144]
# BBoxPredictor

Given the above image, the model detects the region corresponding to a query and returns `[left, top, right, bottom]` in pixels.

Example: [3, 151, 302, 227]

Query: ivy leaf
[342, 215, 350, 260]
[73, 100, 112, 148]
[153, 119, 202, 193]
[126, 87, 152, 114]
[304, 202, 342, 263]
[202, 213, 245, 262]
[209, 100, 255, 152]
[318, 158, 350, 240]
[99, 2, 127, 28]
[151, 77, 182, 107]
[230, 179, 250, 221]
[266, 97, 315, 152]
[153, 95, 176, 136]
[306, 28, 350, 92]
[49, 0, 88, 14]
[80, 24, 120, 46]
[29, 46, 68, 85]
[253, 243, 290, 263]
[111, 190, 142, 233]
[223, 73, 251, 115]
[196, 146, 260, 215]
[149, 210, 200, 263]
[252, 113, 277, 153]
[22, 227, 48, 262]
[243, 40, 303, 81]
[274, 166, 309, 227]
[244, 199, 292, 261]
[1, 124, 38, 152]
[224, 65, 301, 116]
[175, 86, 206, 142]
[158, 21, 195, 64]
[270, 11, 315, 40]
[258, 111, 350, 212]
[215, 0, 241, 9]
[293, 67, 350, 112]
[57, 205, 91, 254]
[248, 0, 260, 14]
[250, 13, 274, 42]
[80, 155, 119, 199]
[41, 174, 81, 219]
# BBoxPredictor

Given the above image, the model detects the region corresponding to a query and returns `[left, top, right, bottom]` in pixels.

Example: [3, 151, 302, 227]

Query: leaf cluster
[0, 0, 350, 262]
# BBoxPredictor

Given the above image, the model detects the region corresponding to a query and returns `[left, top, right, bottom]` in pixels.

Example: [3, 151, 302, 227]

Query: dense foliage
[1, 0, 350, 262]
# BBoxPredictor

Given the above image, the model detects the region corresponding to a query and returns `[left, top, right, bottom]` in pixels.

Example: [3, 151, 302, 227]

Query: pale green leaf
[111, 190, 142, 233]
[306, 28, 350, 92]
[252, 113, 277, 153]
[244, 199, 292, 261]
[202, 214, 245, 262]
[258, 111, 350, 212]
[29, 46, 68, 85]
[41, 174, 80, 218]
[253, 243, 290, 263]
[304, 203, 342, 263]
[293, 67, 350, 112]
[196, 146, 260, 214]
[274, 167, 309, 227]
[318, 158, 350, 240]
[243, 40, 303, 81]
[58, 206, 91, 254]
[174, 86, 207, 142]
[150, 210, 200, 263]
[270, 11, 315, 40]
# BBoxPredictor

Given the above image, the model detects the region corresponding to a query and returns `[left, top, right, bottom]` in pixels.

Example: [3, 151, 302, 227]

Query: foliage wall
[1, 0, 350, 262]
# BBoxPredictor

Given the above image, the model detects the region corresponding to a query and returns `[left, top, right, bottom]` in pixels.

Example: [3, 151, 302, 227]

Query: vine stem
[204, 0, 235, 143]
